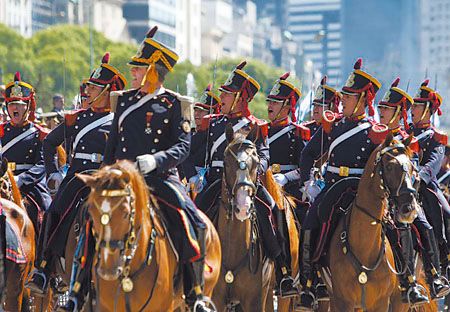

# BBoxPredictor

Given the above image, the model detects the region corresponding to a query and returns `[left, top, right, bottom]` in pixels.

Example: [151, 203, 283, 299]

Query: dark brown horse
[328, 134, 420, 311]
[212, 125, 275, 311]
[0, 158, 35, 311]
[78, 160, 221, 311]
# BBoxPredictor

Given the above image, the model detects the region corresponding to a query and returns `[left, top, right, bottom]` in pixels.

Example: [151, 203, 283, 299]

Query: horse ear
[383, 131, 394, 148]
[226, 123, 234, 143]
[403, 134, 413, 147]
[246, 124, 258, 143]
[76, 173, 98, 187]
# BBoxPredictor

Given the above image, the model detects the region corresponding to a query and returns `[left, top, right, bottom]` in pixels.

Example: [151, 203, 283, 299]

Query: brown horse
[212, 125, 275, 311]
[0, 158, 35, 311]
[327, 134, 420, 311]
[78, 160, 221, 311]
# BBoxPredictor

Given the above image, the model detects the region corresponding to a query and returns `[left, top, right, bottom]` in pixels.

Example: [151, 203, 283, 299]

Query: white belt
[8, 163, 33, 171]
[327, 165, 364, 177]
[74, 153, 104, 163]
[211, 160, 224, 168]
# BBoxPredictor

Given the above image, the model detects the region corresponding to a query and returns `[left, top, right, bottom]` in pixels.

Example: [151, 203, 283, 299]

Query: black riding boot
[26, 212, 59, 296]
[273, 208, 297, 298]
[397, 226, 429, 305]
[189, 228, 214, 312]
[422, 228, 450, 299]
[296, 229, 317, 311]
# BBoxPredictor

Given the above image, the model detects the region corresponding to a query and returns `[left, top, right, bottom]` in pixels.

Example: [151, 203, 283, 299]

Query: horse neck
[219, 181, 252, 267]
[348, 164, 385, 264]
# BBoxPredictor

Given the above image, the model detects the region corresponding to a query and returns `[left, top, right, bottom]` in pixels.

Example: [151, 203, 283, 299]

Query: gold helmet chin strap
[87, 84, 111, 109]
[351, 91, 365, 118]
[419, 102, 430, 123]
[226, 91, 241, 115]
[273, 99, 289, 122]
[388, 106, 401, 127]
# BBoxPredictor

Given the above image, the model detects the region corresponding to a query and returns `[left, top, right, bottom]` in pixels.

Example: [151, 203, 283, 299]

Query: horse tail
[264, 170, 285, 210]
[57, 145, 67, 168]
[6, 169, 23, 208]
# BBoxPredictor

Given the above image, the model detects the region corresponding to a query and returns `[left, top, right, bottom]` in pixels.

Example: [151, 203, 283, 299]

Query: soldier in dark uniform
[1, 72, 51, 226]
[378, 78, 446, 303]
[410, 80, 450, 281]
[101, 27, 211, 311]
[297, 58, 392, 309]
[302, 76, 341, 138]
[193, 61, 297, 297]
[181, 84, 220, 187]
[26, 53, 127, 301]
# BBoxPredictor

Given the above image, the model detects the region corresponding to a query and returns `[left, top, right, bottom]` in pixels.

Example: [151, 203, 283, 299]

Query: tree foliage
[0, 23, 300, 119]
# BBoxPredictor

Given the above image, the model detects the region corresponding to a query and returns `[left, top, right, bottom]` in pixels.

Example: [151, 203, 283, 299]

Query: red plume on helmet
[421, 79, 429, 87]
[146, 26, 158, 38]
[354, 58, 362, 70]
[205, 84, 212, 92]
[236, 61, 247, 70]
[101, 52, 110, 64]
[391, 77, 400, 88]
[280, 72, 290, 80]
[321, 75, 327, 85]
[14, 71, 21, 82]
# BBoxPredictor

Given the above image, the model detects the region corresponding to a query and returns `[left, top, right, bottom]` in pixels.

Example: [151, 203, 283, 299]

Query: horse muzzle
[234, 185, 254, 221]
[395, 194, 418, 224]
[97, 266, 122, 281]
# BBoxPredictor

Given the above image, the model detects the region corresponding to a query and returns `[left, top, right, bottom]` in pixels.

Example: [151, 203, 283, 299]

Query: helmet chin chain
[418, 102, 430, 124]
[388, 106, 401, 128]
[225, 91, 241, 115]
[7, 102, 30, 125]
[272, 99, 289, 122]
[350, 91, 365, 118]
[87, 84, 110, 109]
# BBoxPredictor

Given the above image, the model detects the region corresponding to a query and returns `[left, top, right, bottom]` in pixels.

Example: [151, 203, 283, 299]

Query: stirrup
[432, 275, 450, 298]
[406, 284, 429, 307]
[55, 295, 78, 312]
[296, 289, 318, 311]
[278, 276, 298, 298]
[193, 296, 217, 312]
[25, 269, 48, 295]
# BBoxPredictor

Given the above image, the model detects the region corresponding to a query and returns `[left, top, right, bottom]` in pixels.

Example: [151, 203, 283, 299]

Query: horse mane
[264, 170, 295, 209]
[6, 168, 23, 207]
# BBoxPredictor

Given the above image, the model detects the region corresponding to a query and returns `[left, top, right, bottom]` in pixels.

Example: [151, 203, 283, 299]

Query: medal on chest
[145, 112, 153, 135]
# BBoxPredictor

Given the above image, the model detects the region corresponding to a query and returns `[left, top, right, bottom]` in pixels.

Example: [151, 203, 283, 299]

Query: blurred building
[222, 0, 257, 58]
[200, 0, 233, 63]
[124, 0, 177, 48]
[177, 0, 202, 65]
[420, 0, 450, 125]
[0, 0, 33, 37]
[31, 0, 83, 33]
[341, 0, 421, 97]
[287, 0, 342, 86]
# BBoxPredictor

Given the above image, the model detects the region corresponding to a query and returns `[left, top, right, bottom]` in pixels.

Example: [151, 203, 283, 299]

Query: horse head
[374, 132, 419, 224]
[78, 160, 148, 281]
[222, 123, 260, 221]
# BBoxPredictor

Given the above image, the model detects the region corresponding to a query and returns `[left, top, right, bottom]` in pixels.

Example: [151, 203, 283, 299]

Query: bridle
[91, 184, 141, 287]
[222, 138, 259, 220]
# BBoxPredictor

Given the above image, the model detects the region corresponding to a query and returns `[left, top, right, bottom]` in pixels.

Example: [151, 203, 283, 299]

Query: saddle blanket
[6, 220, 27, 264]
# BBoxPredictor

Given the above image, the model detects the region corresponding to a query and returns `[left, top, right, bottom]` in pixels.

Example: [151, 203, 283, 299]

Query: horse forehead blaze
[100, 199, 111, 213]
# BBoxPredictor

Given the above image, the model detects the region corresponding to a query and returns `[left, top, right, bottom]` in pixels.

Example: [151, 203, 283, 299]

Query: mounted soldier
[181, 84, 220, 187]
[101, 26, 211, 312]
[410, 79, 450, 280]
[378, 77, 448, 304]
[25, 53, 127, 305]
[193, 61, 297, 297]
[1, 72, 51, 227]
[302, 76, 341, 137]
[297, 58, 389, 309]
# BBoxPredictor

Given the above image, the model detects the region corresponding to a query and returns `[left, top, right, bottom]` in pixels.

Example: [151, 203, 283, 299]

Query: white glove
[136, 154, 156, 175]
[418, 168, 431, 185]
[13, 175, 23, 188]
[303, 179, 322, 202]
[47, 171, 63, 191]
[273, 173, 288, 186]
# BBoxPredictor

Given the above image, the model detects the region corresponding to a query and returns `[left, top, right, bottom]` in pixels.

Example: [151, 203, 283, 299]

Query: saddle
[313, 177, 359, 262]
[5, 219, 27, 264]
